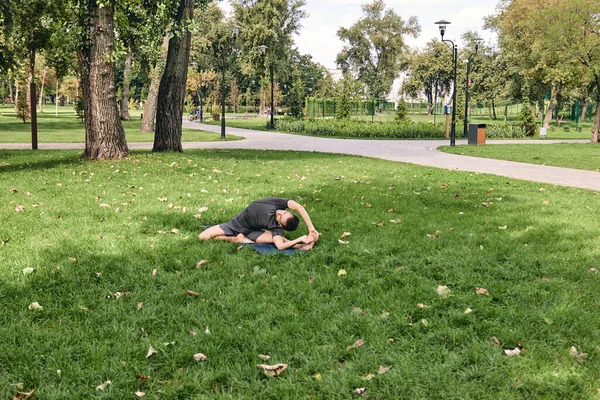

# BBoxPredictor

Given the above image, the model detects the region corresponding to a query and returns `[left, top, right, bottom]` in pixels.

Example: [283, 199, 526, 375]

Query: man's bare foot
[235, 234, 254, 244]
[295, 242, 314, 251]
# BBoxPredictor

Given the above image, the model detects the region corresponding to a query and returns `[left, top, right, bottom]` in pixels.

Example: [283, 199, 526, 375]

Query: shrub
[395, 100, 409, 122]
[16, 92, 30, 123]
[212, 112, 220, 121]
[274, 119, 445, 139]
[519, 101, 536, 136]
[485, 124, 526, 139]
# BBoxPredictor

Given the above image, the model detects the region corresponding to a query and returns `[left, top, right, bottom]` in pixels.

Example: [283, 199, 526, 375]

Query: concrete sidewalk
[2, 121, 598, 191]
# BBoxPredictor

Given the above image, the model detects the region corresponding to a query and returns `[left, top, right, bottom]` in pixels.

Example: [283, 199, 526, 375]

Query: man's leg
[198, 225, 228, 241]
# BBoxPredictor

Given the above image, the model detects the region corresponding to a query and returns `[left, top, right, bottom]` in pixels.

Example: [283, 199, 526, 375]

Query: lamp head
[230, 23, 241, 39]
[434, 20, 451, 39]
[258, 45, 267, 56]
[473, 37, 484, 52]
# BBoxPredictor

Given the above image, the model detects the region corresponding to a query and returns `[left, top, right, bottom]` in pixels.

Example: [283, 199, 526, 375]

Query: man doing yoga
[198, 197, 318, 250]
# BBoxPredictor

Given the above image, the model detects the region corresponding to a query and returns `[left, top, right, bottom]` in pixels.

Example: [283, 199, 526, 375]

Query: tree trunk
[591, 80, 600, 143]
[153, 0, 194, 152]
[491, 99, 497, 120]
[38, 67, 48, 113]
[8, 80, 14, 104]
[29, 50, 38, 150]
[141, 36, 169, 132]
[580, 98, 589, 122]
[543, 85, 558, 128]
[120, 43, 132, 120]
[79, 0, 128, 160]
[14, 80, 19, 111]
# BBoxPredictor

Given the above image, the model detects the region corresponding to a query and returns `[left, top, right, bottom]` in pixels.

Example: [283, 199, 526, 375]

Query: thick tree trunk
[8, 81, 14, 104]
[79, 0, 128, 160]
[29, 51, 38, 150]
[153, 0, 194, 152]
[491, 99, 497, 120]
[14, 80, 19, 111]
[120, 43, 132, 120]
[580, 98, 589, 122]
[141, 36, 169, 132]
[543, 85, 558, 128]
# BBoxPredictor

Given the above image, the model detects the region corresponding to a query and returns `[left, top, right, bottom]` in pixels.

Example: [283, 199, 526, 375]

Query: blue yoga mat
[240, 243, 307, 255]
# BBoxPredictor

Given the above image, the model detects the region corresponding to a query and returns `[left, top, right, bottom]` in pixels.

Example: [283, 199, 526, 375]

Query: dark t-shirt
[233, 197, 289, 237]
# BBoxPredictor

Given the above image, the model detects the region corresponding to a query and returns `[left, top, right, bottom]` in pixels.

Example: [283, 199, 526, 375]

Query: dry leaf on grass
[503, 343, 523, 356]
[381, 311, 390, 318]
[185, 290, 199, 296]
[96, 380, 112, 391]
[338, 269, 347, 277]
[13, 389, 36, 399]
[475, 287, 489, 296]
[146, 346, 157, 358]
[193, 353, 207, 361]
[364, 373, 374, 381]
[135, 374, 150, 383]
[257, 363, 288, 377]
[569, 346, 587, 361]
[498, 225, 507, 230]
[421, 319, 429, 327]
[134, 391, 145, 397]
[354, 388, 367, 397]
[198, 206, 209, 212]
[152, 269, 157, 276]
[22, 268, 35, 275]
[464, 308, 473, 314]
[106, 291, 131, 300]
[417, 303, 429, 309]
[258, 354, 271, 360]
[67, 257, 77, 263]
[436, 285, 452, 298]
[28, 302, 43, 311]
[137, 302, 144, 311]
[338, 240, 349, 245]
[346, 339, 364, 351]
[378, 365, 391, 375]
[341, 232, 351, 238]
[312, 373, 322, 381]
[196, 260, 208, 268]
[590, 268, 598, 274]
[490, 337, 501, 346]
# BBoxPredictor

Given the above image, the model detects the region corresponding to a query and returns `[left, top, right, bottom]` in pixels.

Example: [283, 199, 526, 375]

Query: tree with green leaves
[336, 0, 419, 100]
[403, 40, 452, 114]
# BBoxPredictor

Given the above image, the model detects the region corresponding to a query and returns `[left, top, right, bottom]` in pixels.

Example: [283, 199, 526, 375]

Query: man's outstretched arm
[287, 200, 317, 235]
[272, 234, 313, 250]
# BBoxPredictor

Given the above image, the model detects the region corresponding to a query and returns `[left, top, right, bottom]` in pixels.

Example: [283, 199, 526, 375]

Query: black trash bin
[468, 124, 487, 145]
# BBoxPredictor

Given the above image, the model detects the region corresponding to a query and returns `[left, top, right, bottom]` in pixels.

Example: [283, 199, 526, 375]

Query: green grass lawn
[440, 143, 600, 172]
[2, 149, 600, 398]
[0, 105, 242, 143]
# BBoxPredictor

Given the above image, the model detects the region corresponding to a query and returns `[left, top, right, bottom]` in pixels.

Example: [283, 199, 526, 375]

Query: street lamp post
[463, 38, 484, 138]
[434, 20, 458, 146]
[221, 23, 240, 140]
[258, 44, 275, 129]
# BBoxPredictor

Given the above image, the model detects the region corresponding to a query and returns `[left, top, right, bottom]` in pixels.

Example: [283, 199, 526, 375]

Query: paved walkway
[2, 121, 598, 191]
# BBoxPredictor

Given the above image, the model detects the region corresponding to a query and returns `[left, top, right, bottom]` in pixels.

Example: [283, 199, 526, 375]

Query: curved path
[2, 121, 598, 191]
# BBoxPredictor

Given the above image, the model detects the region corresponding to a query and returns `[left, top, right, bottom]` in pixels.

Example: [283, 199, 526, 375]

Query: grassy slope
[0, 106, 242, 143]
[1, 149, 599, 399]
[440, 143, 600, 172]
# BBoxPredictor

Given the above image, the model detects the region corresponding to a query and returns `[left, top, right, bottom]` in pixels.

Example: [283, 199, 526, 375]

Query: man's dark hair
[284, 214, 300, 231]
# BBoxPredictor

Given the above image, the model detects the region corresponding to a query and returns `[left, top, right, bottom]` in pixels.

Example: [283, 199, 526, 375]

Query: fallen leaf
[135, 374, 150, 383]
[364, 373, 374, 381]
[185, 290, 199, 296]
[134, 391, 145, 397]
[475, 287, 489, 296]
[198, 206, 209, 212]
[22, 267, 35, 275]
[387, 208, 396, 213]
[258, 354, 271, 361]
[542, 201, 549, 205]
[196, 260, 208, 268]
[152, 269, 157, 276]
[106, 291, 131, 300]
[417, 303, 429, 309]
[80, 306, 89, 312]
[436, 285, 452, 298]
[204, 325, 211, 335]
[28, 302, 43, 311]
[341, 232, 351, 238]
[68, 257, 77, 263]
[490, 337, 501, 346]
[157, 197, 168, 202]
[137, 302, 144, 311]
[170, 228, 180, 234]
[257, 363, 288, 377]
[389, 219, 402, 223]
[498, 225, 507, 230]
[346, 338, 364, 350]
[354, 388, 367, 397]
[100, 203, 110, 208]
[312, 373, 322, 381]
[381, 311, 390, 318]
[10, 383, 24, 390]
[590, 268, 598, 274]
[338, 269, 347, 277]
[338, 240, 349, 245]
[13, 389, 36, 400]
[421, 319, 429, 327]
[569, 346, 587, 361]
[96, 380, 112, 391]
[146, 346, 157, 358]
[193, 353, 207, 361]
[378, 365, 391, 375]
[15, 205, 24, 213]
[464, 308, 473, 314]
[503, 343, 523, 356]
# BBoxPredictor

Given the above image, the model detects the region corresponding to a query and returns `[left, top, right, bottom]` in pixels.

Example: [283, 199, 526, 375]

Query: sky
[219, 0, 500, 70]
